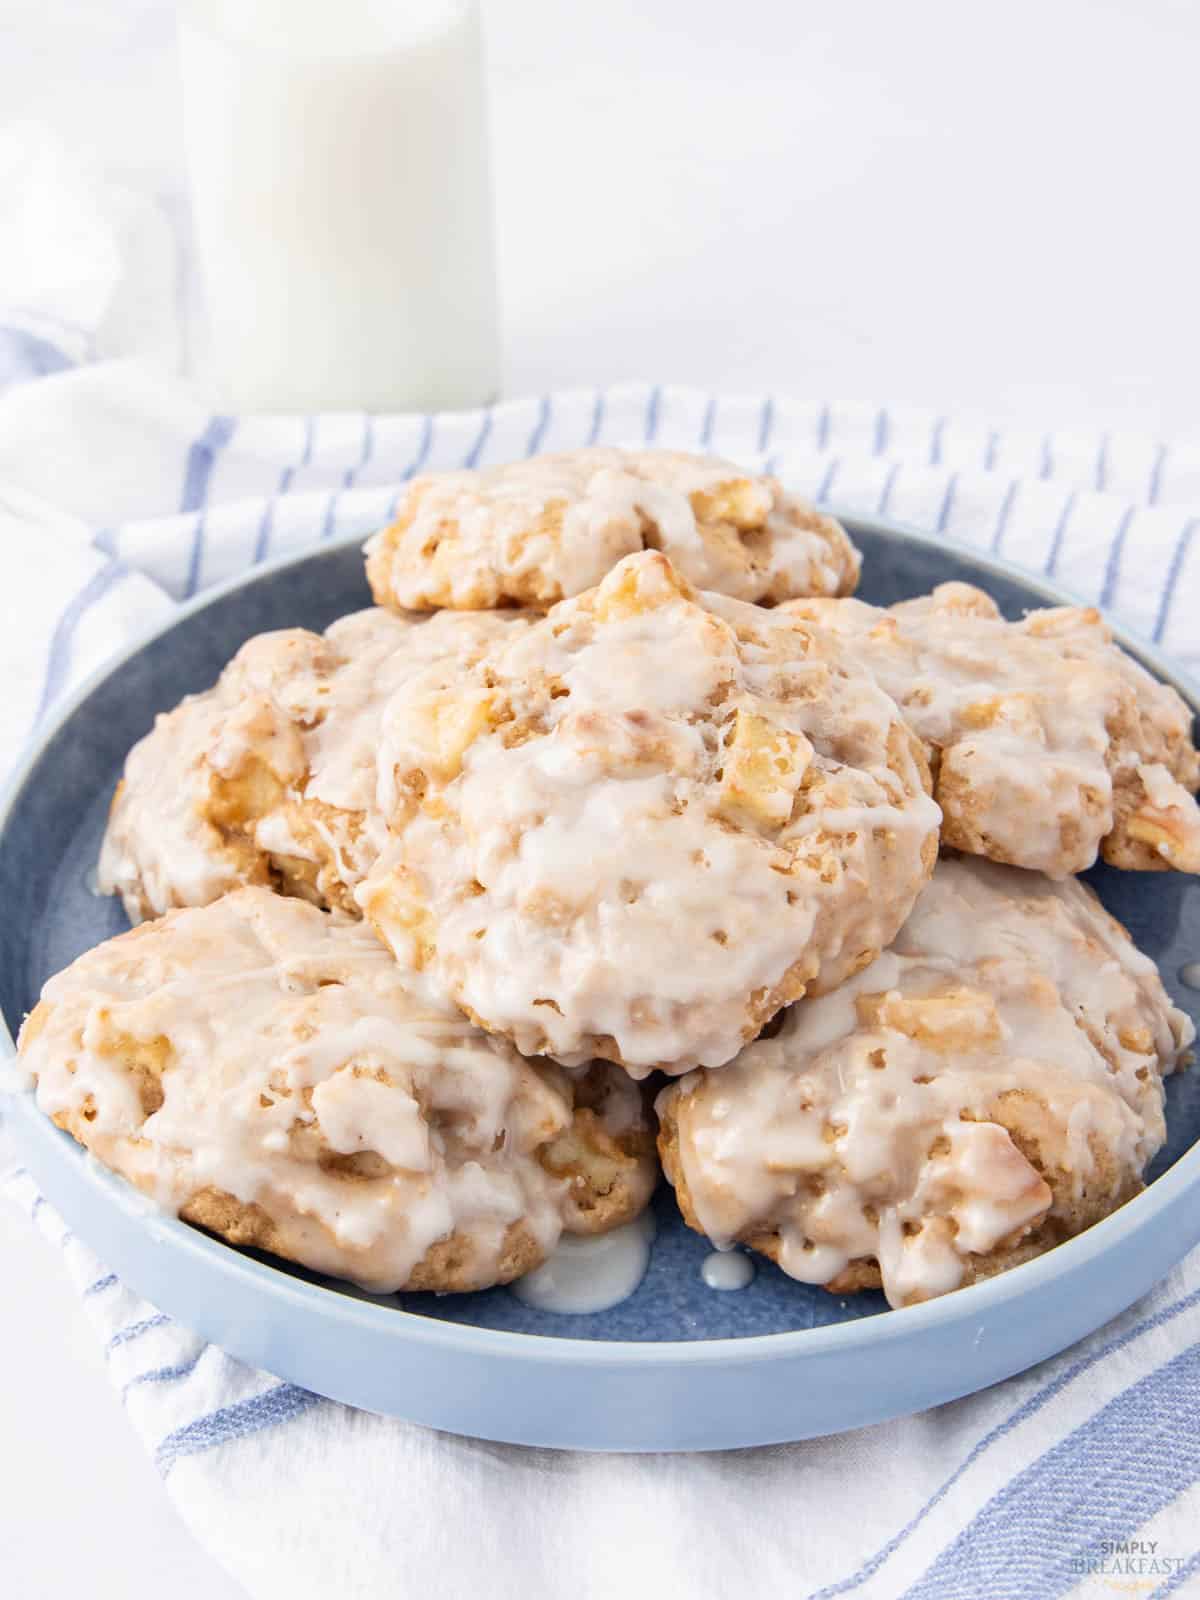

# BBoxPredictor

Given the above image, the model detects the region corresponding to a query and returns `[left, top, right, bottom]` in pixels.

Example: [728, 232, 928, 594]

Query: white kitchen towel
[2, 368, 1200, 1600]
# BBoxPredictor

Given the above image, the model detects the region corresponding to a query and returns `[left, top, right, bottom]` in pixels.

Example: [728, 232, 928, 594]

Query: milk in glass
[178, 0, 500, 412]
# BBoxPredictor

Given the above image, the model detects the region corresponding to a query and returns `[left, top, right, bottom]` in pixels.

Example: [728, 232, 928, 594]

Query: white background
[2, 2, 1199, 1596]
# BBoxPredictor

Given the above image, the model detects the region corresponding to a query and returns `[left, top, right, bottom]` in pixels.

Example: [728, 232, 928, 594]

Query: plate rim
[3, 509, 1199, 1368]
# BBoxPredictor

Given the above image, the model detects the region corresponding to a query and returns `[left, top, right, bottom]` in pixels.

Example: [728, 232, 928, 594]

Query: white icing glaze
[98, 607, 526, 922]
[786, 583, 1200, 877]
[510, 1210, 656, 1314]
[700, 1249, 755, 1291]
[660, 857, 1194, 1308]
[365, 446, 861, 610]
[19, 888, 652, 1293]
[360, 551, 940, 1075]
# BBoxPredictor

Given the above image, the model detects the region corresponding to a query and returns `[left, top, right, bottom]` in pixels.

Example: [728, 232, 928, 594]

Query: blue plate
[3, 515, 1199, 1449]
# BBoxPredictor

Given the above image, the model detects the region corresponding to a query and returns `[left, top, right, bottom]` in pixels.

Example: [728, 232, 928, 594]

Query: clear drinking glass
[178, 0, 501, 413]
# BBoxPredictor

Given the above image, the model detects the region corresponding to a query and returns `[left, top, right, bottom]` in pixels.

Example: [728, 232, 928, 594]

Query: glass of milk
[178, 0, 500, 413]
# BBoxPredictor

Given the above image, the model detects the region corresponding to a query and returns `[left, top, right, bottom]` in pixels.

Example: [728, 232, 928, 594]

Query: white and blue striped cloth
[2, 364, 1200, 1600]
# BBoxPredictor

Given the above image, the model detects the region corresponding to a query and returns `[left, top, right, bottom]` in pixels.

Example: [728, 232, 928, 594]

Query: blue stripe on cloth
[0, 326, 74, 383]
[278, 417, 315, 497]
[900, 1339, 1200, 1600]
[184, 516, 206, 596]
[1040, 433, 1054, 480]
[107, 1313, 169, 1352]
[183, 514, 208, 599]
[1149, 443, 1168, 507]
[1153, 517, 1198, 642]
[936, 473, 958, 534]
[385, 483, 408, 520]
[1099, 504, 1136, 609]
[2, 305, 92, 347]
[401, 416, 433, 480]
[181, 415, 236, 513]
[877, 462, 900, 516]
[644, 385, 662, 443]
[1044, 490, 1077, 575]
[984, 430, 999, 470]
[700, 394, 717, 449]
[815, 458, 839, 504]
[342, 415, 375, 490]
[586, 389, 606, 446]
[33, 557, 129, 725]
[463, 409, 492, 468]
[1150, 1547, 1200, 1598]
[758, 394, 775, 455]
[875, 407, 890, 457]
[526, 395, 552, 457]
[180, 413, 236, 594]
[989, 480, 1018, 554]
[930, 416, 946, 467]
[808, 1283, 1200, 1600]
[83, 1273, 119, 1298]
[155, 1382, 323, 1477]
[817, 404, 832, 451]
[252, 500, 275, 565]
[123, 1351, 206, 1396]
[320, 492, 341, 542]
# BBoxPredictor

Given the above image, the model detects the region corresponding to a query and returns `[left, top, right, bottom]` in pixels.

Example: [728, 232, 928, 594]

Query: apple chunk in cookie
[365, 446, 861, 611]
[656, 857, 1193, 1309]
[359, 550, 940, 1077]
[18, 890, 657, 1294]
[98, 606, 528, 923]
[786, 582, 1200, 878]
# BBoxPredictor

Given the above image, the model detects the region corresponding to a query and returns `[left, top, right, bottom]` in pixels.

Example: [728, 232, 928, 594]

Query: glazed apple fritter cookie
[786, 582, 1200, 878]
[364, 446, 861, 611]
[18, 889, 657, 1293]
[657, 857, 1193, 1308]
[358, 550, 940, 1077]
[98, 606, 527, 923]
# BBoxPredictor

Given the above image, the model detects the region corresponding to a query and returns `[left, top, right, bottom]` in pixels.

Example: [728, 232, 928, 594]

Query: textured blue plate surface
[3, 516, 1200, 1447]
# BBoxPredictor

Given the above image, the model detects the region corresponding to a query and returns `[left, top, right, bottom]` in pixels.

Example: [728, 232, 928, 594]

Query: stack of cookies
[18, 448, 1199, 1308]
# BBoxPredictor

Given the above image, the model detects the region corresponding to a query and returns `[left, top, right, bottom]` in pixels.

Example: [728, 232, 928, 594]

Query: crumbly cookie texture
[18, 890, 657, 1293]
[364, 446, 861, 611]
[657, 857, 1193, 1308]
[358, 550, 940, 1077]
[98, 607, 527, 923]
[785, 582, 1200, 878]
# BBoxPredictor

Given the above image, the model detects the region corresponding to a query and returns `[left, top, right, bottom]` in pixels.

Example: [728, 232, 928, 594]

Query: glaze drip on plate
[701, 1250, 755, 1292]
[510, 1211, 656, 1314]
